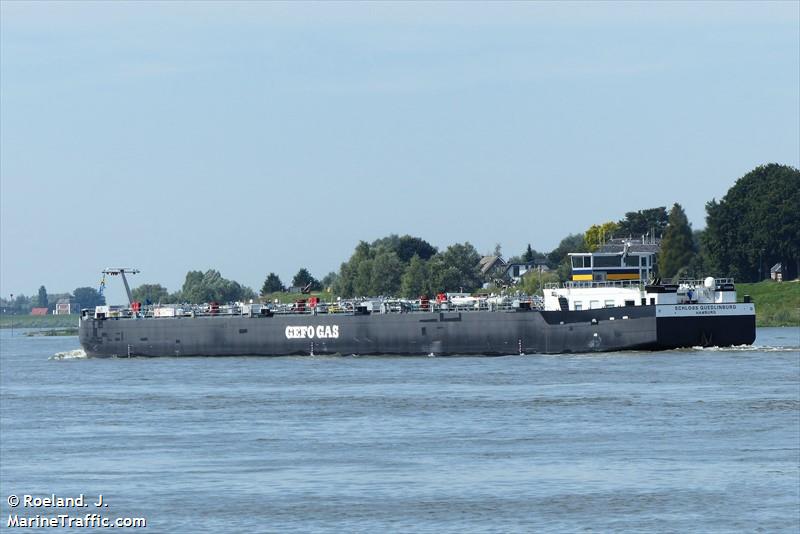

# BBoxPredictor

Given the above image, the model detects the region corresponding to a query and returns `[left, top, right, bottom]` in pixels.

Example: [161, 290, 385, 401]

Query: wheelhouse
[569, 250, 655, 282]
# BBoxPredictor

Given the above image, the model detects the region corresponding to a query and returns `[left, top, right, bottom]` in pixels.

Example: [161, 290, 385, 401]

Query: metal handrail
[87, 296, 545, 319]
[673, 278, 735, 286]
[563, 280, 643, 289]
[546, 278, 736, 290]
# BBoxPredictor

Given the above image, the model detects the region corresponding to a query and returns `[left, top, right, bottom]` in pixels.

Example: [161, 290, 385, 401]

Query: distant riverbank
[1, 282, 795, 329]
[0, 314, 78, 329]
[736, 280, 799, 327]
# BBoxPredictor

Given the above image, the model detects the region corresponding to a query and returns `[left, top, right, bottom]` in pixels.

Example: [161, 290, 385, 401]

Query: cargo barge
[78, 246, 756, 357]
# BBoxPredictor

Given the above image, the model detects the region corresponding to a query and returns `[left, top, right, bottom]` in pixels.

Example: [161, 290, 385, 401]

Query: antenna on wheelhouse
[102, 268, 140, 306]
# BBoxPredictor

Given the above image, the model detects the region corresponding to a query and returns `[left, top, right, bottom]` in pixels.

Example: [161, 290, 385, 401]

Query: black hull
[78, 305, 756, 357]
[654, 314, 756, 349]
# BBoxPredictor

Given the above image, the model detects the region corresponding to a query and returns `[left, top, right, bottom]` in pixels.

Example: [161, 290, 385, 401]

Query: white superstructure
[543, 277, 740, 312]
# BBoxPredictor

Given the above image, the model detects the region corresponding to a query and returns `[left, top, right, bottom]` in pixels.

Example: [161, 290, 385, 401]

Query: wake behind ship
[78, 246, 755, 357]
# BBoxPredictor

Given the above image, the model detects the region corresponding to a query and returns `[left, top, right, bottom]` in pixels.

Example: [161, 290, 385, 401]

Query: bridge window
[594, 255, 620, 268]
[624, 255, 640, 267]
[572, 256, 591, 269]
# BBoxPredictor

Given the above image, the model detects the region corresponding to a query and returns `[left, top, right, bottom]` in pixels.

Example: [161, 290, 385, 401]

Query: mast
[102, 268, 140, 306]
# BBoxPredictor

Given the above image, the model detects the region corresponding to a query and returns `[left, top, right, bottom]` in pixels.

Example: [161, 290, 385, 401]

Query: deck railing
[85, 296, 546, 320]
[551, 280, 644, 290]
[546, 278, 735, 291]
[670, 278, 735, 287]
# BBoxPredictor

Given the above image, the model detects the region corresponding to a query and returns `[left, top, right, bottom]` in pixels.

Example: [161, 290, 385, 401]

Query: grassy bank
[737, 280, 800, 327]
[0, 314, 79, 329]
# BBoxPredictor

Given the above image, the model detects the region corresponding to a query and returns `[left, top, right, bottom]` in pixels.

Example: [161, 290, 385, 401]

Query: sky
[1, 1, 798, 304]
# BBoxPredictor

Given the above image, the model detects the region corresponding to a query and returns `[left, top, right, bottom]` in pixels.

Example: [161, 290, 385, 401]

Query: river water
[1, 327, 798, 533]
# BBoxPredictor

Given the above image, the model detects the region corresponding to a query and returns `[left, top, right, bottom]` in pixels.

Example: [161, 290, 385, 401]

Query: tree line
[1, 286, 106, 315]
[540, 164, 799, 282]
[333, 236, 483, 298]
[130, 268, 334, 305]
[5, 163, 796, 311]
[278, 161, 798, 297]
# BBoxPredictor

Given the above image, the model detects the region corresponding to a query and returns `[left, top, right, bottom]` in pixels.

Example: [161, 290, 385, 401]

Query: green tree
[334, 241, 373, 297]
[400, 254, 430, 297]
[396, 235, 437, 262]
[548, 233, 586, 267]
[429, 265, 463, 293]
[428, 242, 482, 293]
[546, 233, 586, 282]
[686, 229, 712, 278]
[320, 271, 339, 291]
[704, 164, 800, 281]
[234, 283, 257, 302]
[181, 270, 205, 302]
[520, 268, 560, 295]
[131, 284, 169, 304]
[370, 235, 401, 253]
[353, 259, 374, 296]
[260, 273, 285, 294]
[334, 235, 439, 297]
[17, 294, 32, 314]
[513, 244, 546, 266]
[584, 221, 619, 252]
[658, 203, 696, 279]
[4, 294, 32, 314]
[181, 269, 255, 303]
[335, 263, 354, 297]
[617, 207, 669, 238]
[370, 251, 404, 295]
[37, 286, 48, 308]
[292, 268, 320, 290]
[523, 244, 534, 263]
[73, 287, 105, 309]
